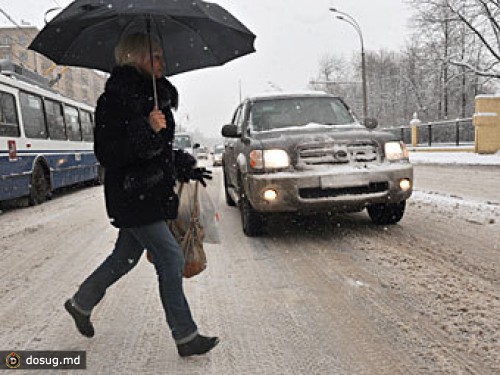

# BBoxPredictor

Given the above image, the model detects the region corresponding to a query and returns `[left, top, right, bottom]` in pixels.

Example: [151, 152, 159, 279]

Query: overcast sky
[1, 0, 413, 139]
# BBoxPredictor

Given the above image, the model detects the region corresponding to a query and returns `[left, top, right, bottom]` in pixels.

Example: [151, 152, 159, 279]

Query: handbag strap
[177, 181, 200, 222]
[177, 182, 185, 199]
[188, 182, 202, 239]
[191, 181, 200, 220]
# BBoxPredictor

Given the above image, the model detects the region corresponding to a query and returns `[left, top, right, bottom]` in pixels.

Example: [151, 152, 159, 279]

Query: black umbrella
[29, 0, 256, 99]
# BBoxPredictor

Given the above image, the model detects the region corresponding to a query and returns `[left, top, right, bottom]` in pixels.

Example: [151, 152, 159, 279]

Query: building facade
[0, 26, 105, 106]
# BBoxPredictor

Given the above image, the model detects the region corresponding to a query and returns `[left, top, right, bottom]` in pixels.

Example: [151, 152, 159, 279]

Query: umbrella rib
[58, 16, 118, 68]
[167, 15, 222, 64]
[149, 14, 220, 75]
[168, 16, 254, 75]
[193, 1, 254, 35]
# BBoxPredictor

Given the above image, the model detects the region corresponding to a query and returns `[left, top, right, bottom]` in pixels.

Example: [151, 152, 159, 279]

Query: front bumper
[243, 163, 413, 213]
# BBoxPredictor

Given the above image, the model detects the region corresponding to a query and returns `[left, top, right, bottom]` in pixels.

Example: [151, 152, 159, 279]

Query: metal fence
[381, 118, 474, 147]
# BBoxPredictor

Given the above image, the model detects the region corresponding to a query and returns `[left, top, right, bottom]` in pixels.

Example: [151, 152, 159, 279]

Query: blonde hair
[114, 33, 161, 67]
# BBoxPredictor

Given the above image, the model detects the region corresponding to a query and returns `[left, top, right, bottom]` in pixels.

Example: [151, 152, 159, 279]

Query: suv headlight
[384, 141, 409, 161]
[250, 149, 290, 169]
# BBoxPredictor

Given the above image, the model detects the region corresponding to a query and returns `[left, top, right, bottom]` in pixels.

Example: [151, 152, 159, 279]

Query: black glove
[174, 149, 197, 183]
[189, 167, 212, 187]
[174, 149, 196, 169]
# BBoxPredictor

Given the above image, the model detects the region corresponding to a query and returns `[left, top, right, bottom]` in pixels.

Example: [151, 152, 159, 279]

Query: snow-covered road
[0, 161, 498, 374]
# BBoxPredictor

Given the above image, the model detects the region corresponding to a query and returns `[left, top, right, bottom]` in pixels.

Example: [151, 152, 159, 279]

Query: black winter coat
[94, 65, 195, 228]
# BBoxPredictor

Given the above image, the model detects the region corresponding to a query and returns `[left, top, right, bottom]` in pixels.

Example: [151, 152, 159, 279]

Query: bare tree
[408, 0, 500, 77]
[405, 0, 495, 117]
[311, 0, 497, 127]
[308, 54, 362, 114]
[446, 0, 500, 77]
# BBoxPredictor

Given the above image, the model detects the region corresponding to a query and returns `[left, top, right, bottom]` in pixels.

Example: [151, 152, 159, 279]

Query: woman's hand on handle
[148, 107, 167, 133]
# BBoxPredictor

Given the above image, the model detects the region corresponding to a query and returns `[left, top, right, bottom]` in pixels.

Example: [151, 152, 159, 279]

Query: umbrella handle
[146, 17, 159, 109]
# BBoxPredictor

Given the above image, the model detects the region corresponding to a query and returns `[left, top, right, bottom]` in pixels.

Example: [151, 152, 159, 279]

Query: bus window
[64, 105, 82, 141]
[44, 99, 66, 140]
[0, 91, 19, 137]
[80, 109, 93, 142]
[20, 92, 48, 139]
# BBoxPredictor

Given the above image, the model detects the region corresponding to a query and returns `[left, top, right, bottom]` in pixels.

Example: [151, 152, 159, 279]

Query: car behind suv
[197, 146, 209, 160]
[174, 133, 199, 158]
[212, 144, 225, 166]
[221, 91, 413, 236]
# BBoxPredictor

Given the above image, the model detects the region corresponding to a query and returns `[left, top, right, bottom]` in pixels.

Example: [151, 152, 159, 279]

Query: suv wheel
[367, 201, 406, 225]
[240, 192, 266, 237]
[223, 168, 236, 206]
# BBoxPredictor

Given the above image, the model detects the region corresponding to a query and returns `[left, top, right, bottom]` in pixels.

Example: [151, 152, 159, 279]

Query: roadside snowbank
[410, 190, 500, 227]
[410, 151, 500, 166]
[409, 150, 500, 225]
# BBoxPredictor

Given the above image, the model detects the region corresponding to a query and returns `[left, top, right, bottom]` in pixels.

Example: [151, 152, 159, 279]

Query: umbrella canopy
[28, 0, 256, 76]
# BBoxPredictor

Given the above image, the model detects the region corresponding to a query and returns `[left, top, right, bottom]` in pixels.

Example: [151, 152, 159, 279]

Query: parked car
[197, 146, 209, 160]
[212, 144, 225, 166]
[221, 91, 413, 236]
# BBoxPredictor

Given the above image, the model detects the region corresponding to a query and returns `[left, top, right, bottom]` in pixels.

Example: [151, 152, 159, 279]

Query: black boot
[177, 334, 219, 357]
[64, 299, 94, 338]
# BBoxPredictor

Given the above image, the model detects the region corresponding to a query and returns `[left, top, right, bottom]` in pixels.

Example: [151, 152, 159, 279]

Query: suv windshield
[249, 97, 356, 132]
[174, 135, 192, 149]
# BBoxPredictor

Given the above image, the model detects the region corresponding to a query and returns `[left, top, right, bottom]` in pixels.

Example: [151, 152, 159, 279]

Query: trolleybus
[0, 62, 102, 207]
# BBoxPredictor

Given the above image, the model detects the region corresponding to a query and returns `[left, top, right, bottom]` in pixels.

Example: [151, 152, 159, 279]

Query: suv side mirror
[193, 143, 200, 149]
[221, 124, 239, 138]
[364, 118, 378, 129]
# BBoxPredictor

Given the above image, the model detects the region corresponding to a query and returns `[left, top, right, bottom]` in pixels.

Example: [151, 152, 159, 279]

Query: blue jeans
[73, 221, 198, 344]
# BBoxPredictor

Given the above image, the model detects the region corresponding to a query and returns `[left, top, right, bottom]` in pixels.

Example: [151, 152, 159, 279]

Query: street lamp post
[329, 8, 368, 122]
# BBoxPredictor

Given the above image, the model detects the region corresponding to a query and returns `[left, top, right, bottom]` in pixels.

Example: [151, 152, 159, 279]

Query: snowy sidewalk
[409, 151, 500, 166]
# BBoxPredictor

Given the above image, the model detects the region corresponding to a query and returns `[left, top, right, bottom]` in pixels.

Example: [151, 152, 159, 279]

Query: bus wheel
[29, 164, 51, 205]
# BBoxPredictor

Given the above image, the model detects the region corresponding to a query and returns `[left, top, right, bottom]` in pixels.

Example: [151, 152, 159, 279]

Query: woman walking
[64, 33, 218, 358]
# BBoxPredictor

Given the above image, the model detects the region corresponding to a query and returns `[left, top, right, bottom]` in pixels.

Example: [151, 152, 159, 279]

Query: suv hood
[251, 125, 395, 146]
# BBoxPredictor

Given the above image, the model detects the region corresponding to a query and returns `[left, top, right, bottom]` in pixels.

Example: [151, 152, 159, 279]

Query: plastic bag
[198, 185, 221, 244]
[175, 182, 221, 244]
[171, 182, 207, 278]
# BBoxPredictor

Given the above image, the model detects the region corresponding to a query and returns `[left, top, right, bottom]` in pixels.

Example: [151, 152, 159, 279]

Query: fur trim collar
[105, 65, 178, 115]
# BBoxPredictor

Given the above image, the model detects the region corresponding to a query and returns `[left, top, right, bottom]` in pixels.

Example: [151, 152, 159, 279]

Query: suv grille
[297, 142, 380, 165]
[299, 182, 389, 199]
